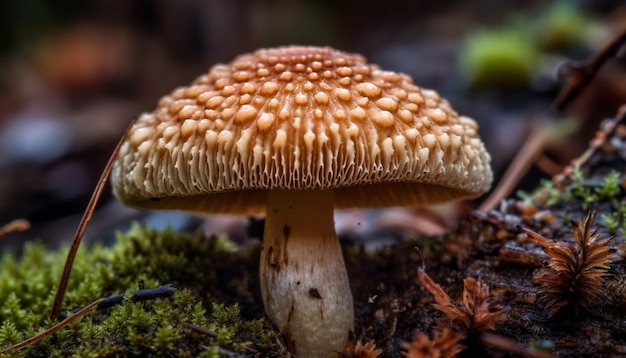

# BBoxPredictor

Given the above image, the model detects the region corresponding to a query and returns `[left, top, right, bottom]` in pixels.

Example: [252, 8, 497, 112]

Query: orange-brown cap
[112, 46, 492, 214]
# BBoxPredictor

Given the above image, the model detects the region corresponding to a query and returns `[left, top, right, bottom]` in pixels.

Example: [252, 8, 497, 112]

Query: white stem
[260, 189, 354, 357]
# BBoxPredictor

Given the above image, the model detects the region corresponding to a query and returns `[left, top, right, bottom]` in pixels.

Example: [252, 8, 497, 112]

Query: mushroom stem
[261, 189, 354, 357]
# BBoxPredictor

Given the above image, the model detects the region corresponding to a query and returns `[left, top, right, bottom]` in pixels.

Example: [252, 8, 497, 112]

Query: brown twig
[49, 119, 136, 320]
[555, 106, 626, 186]
[573, 106, 626, 168]
[485, 30, 626, 209]
[479, 124, 553, 213]
[534, 154, 565, 177]
[0, 298, 105, 355]
[552, 29, 626, 112]
[0, 219, 30, 239]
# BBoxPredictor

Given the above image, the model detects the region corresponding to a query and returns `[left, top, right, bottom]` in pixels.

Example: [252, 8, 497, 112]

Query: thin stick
[49, 119, 135, 320]
[60, 284, 177, 319]
[555, 106, 626, 186]
[186, 323, 218, 338]
[553, 29, 626, 112]
[414, 246, 425, 270]
[0, 298, 105, 355]
[479, 125, 552, 213]
[96, 284, 177, 310]
[572, 106, 626, 169]
[0, 219, 30, 239]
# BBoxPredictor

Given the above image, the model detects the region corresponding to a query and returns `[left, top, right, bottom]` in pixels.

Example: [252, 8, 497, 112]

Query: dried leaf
[401, 329, 465, 358]
[344, 340, 383, 358]
[417, 267, 470, 330]
[418, 267, 503, 333]
[463, 278, 503, 332]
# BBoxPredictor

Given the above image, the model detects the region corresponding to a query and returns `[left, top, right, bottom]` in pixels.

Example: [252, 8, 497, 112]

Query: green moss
[520, 176, 560, 208]
[601, 212, 620, 233]
[0, 224, 287, 357]
[528, 168, 626, 238]
[562, 167, 623, 210]
[594, 171, 621, 204]
[530, 168, 623, 209]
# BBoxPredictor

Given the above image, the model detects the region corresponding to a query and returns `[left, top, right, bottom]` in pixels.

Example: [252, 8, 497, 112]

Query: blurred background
[1, 0, 626, 251]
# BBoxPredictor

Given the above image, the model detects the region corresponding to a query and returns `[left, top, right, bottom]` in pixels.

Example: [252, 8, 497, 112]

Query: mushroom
[111, 46, 492, 357]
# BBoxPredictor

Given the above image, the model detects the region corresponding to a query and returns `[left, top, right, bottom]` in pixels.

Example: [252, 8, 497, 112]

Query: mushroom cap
[112, 46, 492, 214]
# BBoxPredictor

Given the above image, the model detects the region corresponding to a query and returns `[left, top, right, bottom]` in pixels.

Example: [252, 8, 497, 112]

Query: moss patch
[0, 225, 287, 357]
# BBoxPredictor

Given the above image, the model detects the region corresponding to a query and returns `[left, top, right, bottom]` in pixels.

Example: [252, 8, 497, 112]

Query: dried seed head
[521, 211, 619, 317]
[418, 267, 504, 333]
